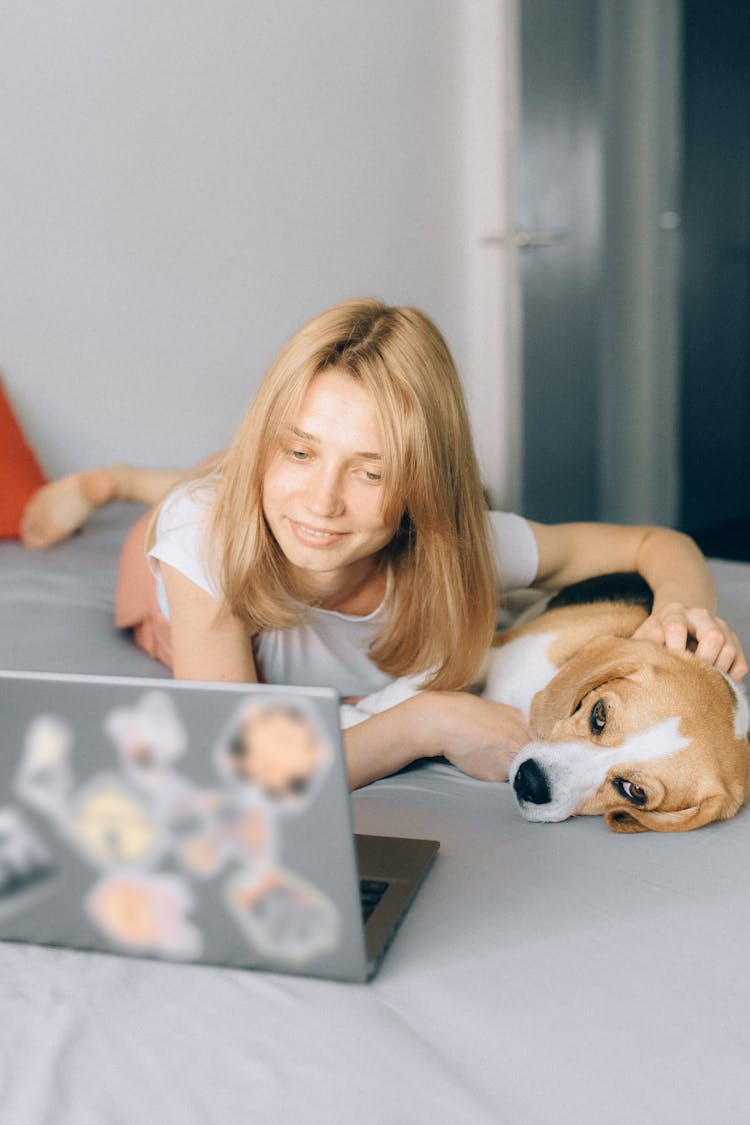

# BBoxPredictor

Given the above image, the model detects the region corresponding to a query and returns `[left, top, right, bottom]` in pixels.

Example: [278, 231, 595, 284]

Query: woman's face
[262, 370, 401, 597]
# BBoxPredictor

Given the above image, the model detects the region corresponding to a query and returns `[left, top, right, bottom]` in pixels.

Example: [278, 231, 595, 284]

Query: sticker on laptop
[214, 702, 333, 809]
[66, 775, 166, 869]
[15, 714, 74, 820]
[105, 691, 188, 784]
[224, 865, 340, 964]
[177, 801, 277, 880]
[85, 872, 202, 958]
[0, 807, 58, 919]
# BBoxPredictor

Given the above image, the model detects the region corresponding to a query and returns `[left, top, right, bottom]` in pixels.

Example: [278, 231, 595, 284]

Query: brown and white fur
[485, 575, 750, 833]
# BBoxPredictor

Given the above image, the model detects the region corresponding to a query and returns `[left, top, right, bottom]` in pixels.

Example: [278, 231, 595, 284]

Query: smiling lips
[287, 518, 349, 548]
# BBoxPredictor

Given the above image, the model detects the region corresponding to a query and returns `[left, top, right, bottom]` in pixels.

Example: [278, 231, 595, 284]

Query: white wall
[1, 0, 508, 482]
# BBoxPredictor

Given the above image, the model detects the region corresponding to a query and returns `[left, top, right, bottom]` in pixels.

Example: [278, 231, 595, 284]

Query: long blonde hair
[177, 299, 498, 690]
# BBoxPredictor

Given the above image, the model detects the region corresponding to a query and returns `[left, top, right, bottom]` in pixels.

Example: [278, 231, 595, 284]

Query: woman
[21, 299, 747, 789]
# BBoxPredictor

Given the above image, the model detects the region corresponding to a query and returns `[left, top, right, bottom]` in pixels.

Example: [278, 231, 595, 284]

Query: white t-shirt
[147, 484, 539, 697]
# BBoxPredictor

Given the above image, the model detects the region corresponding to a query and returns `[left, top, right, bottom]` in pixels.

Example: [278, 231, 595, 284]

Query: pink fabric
[114, 509, 173, 670]
[114, 456, 223, 670]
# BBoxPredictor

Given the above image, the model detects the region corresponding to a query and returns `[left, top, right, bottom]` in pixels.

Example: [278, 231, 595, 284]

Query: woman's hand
[343, 691, 531, 789]
[418, 692, 532, 782]
[633, 603, 748, 682]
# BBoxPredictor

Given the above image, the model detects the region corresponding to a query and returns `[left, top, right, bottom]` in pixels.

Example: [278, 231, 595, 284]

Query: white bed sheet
[1, 507, 749, 1124]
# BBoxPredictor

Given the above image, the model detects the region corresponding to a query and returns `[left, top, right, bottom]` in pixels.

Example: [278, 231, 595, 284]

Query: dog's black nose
[513, 758, 552, 805]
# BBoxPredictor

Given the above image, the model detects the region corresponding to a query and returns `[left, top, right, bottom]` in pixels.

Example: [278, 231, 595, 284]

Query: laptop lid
[0, 670, 434, 983]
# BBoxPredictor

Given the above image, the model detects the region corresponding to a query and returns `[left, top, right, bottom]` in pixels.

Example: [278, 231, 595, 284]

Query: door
[516, 0, 682, 528]
[517, 0, 602, 523]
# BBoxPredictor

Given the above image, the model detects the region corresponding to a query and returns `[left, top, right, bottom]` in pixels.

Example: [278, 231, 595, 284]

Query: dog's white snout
[509, 739, 604, 822]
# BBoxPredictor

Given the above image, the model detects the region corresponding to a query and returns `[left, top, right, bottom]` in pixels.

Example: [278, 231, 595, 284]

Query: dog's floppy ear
[605, 795, 728, 834]
[530, 636, 648, 738]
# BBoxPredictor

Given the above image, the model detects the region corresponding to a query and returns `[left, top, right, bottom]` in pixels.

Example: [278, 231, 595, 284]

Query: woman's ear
[529, 636, 647, 738]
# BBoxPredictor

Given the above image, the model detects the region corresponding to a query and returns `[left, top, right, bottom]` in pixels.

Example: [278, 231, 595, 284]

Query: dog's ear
[605, 795, 728, 834]
[530, 636, 649, 738]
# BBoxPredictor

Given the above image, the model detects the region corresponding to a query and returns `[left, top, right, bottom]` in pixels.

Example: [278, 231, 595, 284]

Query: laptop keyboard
[360, 878, 389, 923]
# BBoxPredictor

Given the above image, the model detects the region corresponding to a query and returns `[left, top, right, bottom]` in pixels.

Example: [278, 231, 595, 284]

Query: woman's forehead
[291, 369, 383, 451]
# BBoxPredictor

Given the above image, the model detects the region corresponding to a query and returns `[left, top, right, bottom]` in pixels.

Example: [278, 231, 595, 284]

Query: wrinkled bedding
[1, 504, 749, 1124]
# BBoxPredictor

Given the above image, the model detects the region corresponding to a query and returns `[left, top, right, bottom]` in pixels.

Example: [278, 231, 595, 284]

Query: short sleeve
[487, 511, 539, 592]
[147, 484, 222, 615]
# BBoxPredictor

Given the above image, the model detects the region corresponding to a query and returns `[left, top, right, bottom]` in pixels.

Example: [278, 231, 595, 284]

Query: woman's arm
[160, 562, 527, 789]
[160, 562, 258, 682]
[529, 521, 747, 680]
[343, 692, 530, 790]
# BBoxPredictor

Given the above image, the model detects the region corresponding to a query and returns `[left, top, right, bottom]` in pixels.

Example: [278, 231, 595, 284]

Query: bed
[1, 503, 749, 1124]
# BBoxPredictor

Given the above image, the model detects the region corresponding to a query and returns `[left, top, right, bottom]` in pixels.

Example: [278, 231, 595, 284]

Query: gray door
[517, 0, 602, 523]
[517, 0, 682, 528]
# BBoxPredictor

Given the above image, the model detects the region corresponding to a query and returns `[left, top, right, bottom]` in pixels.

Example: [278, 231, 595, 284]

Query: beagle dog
[485, 574, 750, 833]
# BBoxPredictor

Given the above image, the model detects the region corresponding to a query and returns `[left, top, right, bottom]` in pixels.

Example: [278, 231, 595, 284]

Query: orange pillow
[0, 377, 47, 538]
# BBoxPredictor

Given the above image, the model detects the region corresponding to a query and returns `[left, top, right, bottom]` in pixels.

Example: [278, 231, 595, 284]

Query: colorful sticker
[224, 865, 340, 964]
[215, 704, 332, 808]
[153, 781, 220, 835]
[104, 694, 228, 855]
[0, 807, 58, 918]
[15, 714, 74, 819]
[66, 776, 165, 869]
[177, 832, 226, 879]
[105, 691, 187, 787]
[177, 801, 276, 880]
[220, 804, 276, 864]
[85, 872, 202, 958]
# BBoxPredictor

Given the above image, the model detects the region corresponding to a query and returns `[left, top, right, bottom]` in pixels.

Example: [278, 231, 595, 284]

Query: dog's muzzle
[512, 758, 552, 805]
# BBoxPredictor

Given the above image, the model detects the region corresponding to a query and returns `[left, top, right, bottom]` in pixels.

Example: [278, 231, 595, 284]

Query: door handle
[481, 230, 566, 249]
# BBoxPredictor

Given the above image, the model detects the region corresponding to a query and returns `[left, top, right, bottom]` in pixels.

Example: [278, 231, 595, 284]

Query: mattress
[1, 504, 749, 1124]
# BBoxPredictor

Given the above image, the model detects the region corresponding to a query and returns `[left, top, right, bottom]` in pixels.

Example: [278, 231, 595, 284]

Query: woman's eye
[613, 777, 648, 806]
[589, 699, 607, 734]
[289, 449, 310, 461]
[363, 470, 382, 482]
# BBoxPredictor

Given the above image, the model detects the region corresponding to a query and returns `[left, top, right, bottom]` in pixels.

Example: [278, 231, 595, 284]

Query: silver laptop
[0, 670, 438, 982]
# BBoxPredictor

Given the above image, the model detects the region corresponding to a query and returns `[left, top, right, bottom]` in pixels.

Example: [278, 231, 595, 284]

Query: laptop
[0, 670, 438, 982]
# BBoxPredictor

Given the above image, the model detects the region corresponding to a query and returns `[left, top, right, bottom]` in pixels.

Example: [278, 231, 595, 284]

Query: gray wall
[0, 1, 469, 476]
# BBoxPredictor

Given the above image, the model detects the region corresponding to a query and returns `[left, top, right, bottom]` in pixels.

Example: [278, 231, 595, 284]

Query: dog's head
[509, 636, 750, 833]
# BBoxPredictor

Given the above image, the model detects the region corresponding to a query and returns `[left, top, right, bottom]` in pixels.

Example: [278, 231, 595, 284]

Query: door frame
[463, 0, 523, 512]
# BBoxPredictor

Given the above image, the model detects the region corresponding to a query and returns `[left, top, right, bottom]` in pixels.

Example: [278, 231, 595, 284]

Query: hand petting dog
[633, 601, 747, 681]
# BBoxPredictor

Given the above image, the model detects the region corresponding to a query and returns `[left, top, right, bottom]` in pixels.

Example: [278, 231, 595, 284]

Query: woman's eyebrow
[289, 426, 382, 460]
[289, 426, 317, 443]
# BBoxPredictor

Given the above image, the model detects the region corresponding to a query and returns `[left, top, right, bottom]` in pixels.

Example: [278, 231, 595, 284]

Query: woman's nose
[304, 467, 345, 517]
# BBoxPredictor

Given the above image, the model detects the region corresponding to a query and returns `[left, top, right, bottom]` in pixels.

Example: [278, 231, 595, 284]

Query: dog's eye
[613, 777, 648, 806]
[589, 699, 607, 734]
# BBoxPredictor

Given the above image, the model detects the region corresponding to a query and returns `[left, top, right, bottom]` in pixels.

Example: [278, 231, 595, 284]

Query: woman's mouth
[287, 519, 348, 547]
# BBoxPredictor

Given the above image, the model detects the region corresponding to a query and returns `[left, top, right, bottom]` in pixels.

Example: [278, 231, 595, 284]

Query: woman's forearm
[343, 696, 431, 790]
[630, 528, 746, 679]
[635, 527, 717, 612]
[343, 691, 531, 790]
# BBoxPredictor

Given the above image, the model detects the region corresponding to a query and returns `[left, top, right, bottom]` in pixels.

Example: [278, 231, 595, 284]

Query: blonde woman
[21, 299, 747, 788]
